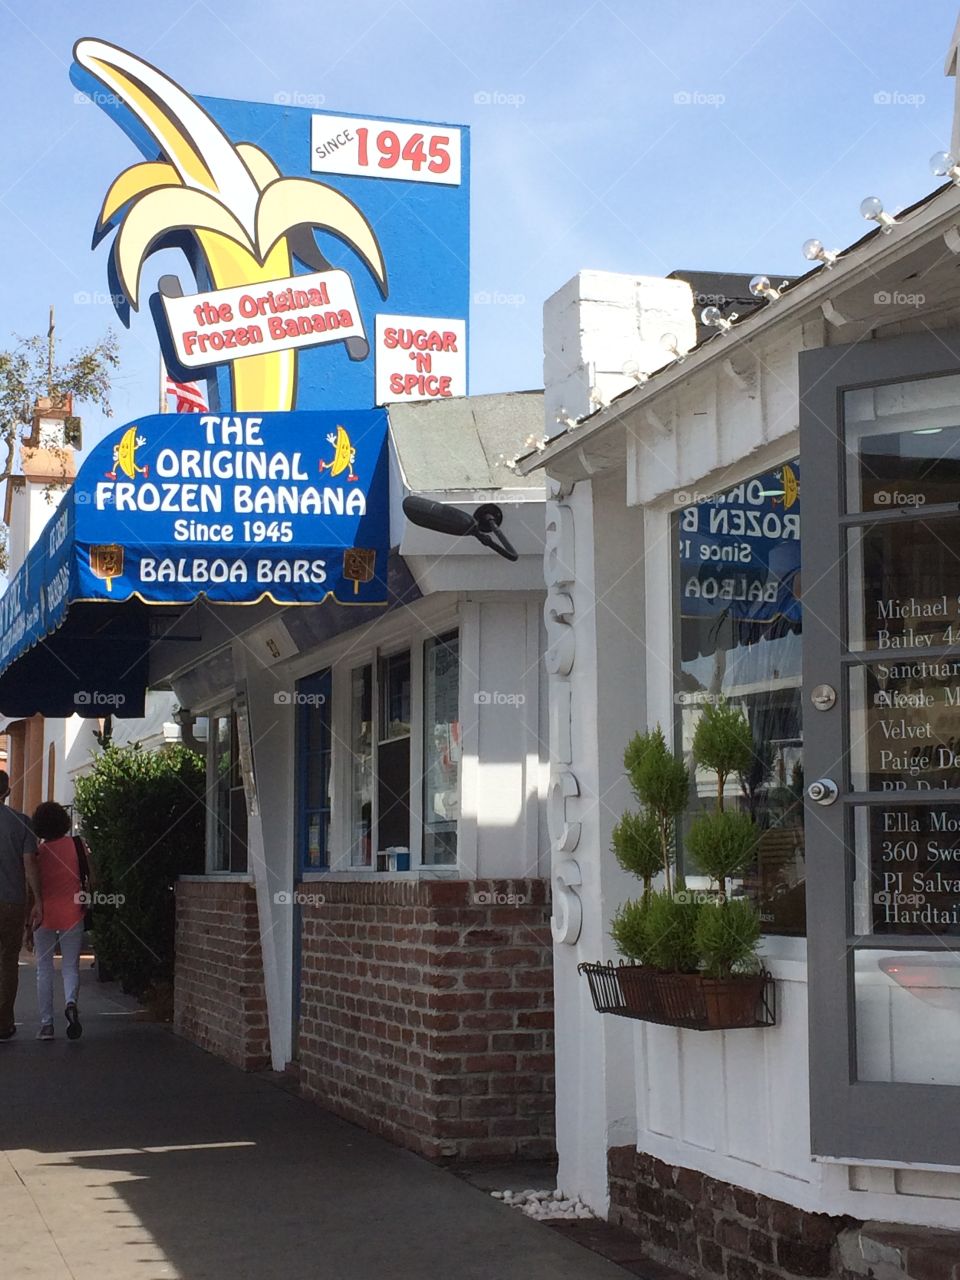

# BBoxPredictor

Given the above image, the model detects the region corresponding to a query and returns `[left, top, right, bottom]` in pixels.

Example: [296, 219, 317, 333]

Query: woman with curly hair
[28, 802, 92, 1041]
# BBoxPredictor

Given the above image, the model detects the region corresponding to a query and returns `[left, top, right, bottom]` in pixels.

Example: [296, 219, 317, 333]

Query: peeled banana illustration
[74, 38, 388, 412]
[106, 426, 148, 481]
[319, 426, 358, 481]
[779, 463, 799, 510]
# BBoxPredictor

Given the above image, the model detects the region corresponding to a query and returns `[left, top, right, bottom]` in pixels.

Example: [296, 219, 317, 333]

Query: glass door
[801, 331, 960, 1163]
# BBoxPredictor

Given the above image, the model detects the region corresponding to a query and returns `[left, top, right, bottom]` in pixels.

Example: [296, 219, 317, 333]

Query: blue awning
[0, 408, 390, 717]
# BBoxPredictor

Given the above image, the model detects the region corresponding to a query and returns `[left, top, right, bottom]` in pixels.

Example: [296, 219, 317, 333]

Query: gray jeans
[34, 923, 83, 1025]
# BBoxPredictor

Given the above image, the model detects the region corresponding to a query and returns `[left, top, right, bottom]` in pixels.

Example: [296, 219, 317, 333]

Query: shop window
[423, 632, 460, 865]
[376, 650, 411, 869]
[209, 711, 248, 873]
[296, 670, 331, 871]
[673, 464, 804, 934]
[349, 665, 373, 866]
[348, 665, 373, 865]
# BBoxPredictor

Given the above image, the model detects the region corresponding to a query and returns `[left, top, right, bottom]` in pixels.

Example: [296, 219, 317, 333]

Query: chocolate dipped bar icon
[89, 543, 124, 593]
[343, 548, 376, 595]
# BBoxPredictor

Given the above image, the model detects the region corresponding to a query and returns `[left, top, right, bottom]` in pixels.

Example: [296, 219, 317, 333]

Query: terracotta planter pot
[616, 964, 663, 1018]
[578, 962, 775, 1029]
[699, 973, 767, 1029]
[654, 971, 705, 1024]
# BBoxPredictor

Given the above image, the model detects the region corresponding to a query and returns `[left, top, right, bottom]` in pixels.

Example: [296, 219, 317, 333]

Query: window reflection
[210, 711, 248, 873]
[424, 632, 460, 866]
[675, 464, 805, 935]
[349, 666, 373, 866]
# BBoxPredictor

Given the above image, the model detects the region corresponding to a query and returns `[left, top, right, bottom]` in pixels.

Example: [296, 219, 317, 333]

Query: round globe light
[931, 151, 956, 178]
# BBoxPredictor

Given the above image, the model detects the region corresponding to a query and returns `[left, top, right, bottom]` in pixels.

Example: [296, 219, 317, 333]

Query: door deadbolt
[807, 778, 839, 805]
[811, 684, 836, 711]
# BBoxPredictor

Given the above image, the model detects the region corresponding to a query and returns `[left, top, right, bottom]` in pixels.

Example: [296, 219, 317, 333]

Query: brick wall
[609, 1147, 858, 1279]
[297, 877, 554, 1161]
[174, 879, 270, 1071]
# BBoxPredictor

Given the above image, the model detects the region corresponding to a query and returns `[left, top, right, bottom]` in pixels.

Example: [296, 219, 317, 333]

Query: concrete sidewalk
[0, 959, 635, 1280]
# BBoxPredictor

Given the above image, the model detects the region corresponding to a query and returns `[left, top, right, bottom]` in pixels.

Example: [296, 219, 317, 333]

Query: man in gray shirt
[0, 772, 39, 1038]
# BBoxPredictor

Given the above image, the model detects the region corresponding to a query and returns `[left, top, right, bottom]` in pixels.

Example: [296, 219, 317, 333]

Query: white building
[522, 176, 960, 1275]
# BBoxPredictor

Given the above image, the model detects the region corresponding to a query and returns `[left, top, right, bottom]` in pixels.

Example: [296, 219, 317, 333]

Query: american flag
[165, 377, 208, 413]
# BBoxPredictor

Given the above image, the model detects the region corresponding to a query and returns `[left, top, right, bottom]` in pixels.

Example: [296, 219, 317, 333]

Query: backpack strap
[73, 836, 91, 890]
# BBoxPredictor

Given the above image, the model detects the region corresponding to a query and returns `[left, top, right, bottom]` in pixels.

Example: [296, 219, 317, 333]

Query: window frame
[205, 705, 249, 875]
[326, 640, 426, 874]
[295, 668, 332, 874]
[283, 602, 463, 877]
[800, 327, 960, 1166]
[668, 467, 805, 936]
[375, 648, 413, 866]
[422, 629, 461, 867]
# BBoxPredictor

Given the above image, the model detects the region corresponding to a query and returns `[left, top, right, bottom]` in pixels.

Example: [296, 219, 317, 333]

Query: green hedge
[73, 743, 205, 999]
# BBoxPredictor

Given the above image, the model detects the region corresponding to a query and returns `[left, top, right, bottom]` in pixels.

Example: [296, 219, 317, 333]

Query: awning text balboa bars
[0, 408, 391, 690]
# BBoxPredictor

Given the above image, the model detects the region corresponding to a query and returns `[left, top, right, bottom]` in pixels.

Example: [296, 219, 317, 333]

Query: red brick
[463, 971, 512, 989]
[906, 1245, 960, 1280]
[517, 1010, 553, 1029]
[427, 991, 487, 1012]
[462, 1011, 514, 1031]
[608, 1146, 636, 1179]
[463, 1053, 517, 1072]
[489, 991, 537, 1009]
[461, 1096, 518, 1118]
[717, 1219, 750, 1254]
[178, 877, 553, 1162]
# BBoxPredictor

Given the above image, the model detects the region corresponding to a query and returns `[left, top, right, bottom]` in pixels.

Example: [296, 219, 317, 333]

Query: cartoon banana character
[319, 426, 358, 482]
[773, 464, 799, 510]
[73, 38, 388, 413]
[106, 426, 148, 480]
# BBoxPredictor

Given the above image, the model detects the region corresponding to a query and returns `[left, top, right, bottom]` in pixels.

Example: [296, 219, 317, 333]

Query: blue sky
[2, 0, 959, 451]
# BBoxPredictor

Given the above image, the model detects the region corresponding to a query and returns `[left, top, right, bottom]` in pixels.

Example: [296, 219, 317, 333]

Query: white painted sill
[179, 873, 255, 884]
[300, 868, 461, 883]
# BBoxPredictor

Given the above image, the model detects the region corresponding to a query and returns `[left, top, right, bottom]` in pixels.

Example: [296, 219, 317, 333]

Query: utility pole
[47, 305, 54, 396]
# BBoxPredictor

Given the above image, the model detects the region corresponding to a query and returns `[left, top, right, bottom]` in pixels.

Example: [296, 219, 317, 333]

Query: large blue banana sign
[0, 409, 391, 696]
[76, 410, 390, 604]
[69, 39, 469, 414]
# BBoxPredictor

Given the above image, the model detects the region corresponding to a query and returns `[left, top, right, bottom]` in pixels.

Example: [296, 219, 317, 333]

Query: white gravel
[490, 1188, 595, 1220]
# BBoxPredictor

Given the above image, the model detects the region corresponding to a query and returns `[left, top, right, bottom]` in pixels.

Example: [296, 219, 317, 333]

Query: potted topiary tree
[580, 706, 773, 1030]
[604, 727, 703, 1021]
[624, 726, 689, 894]
[687, 699, 766, 1027]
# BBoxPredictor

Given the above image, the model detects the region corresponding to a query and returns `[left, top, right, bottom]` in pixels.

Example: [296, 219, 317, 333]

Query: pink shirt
[36, 836, 86, 932]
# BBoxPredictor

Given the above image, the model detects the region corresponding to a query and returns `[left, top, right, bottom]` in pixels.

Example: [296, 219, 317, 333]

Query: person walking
[30, 802, 91, 1041]
[0, 771, 40, 1040]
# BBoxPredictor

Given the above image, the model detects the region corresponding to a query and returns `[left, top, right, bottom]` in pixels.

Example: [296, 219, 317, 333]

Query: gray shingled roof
[388, 390, 544, 492]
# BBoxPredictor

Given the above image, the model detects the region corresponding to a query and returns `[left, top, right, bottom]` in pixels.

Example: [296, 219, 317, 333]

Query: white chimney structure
[542, 270, 697, 435]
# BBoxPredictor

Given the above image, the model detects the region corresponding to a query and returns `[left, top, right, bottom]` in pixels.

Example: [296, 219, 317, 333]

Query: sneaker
[65, 1003, 82, 1041]
[37, 1024, 53, 1040]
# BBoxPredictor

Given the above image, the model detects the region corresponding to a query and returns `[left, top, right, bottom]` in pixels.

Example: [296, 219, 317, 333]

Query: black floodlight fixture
[402, 495, 519, 562]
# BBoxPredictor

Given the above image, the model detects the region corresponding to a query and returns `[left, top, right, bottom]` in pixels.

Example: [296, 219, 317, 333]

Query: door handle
[808, 778, 839, 805]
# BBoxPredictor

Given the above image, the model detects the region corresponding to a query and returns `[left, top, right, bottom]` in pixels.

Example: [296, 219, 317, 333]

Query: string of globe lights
[501, 178, 935, 471]
[700, 192, 901, 337]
